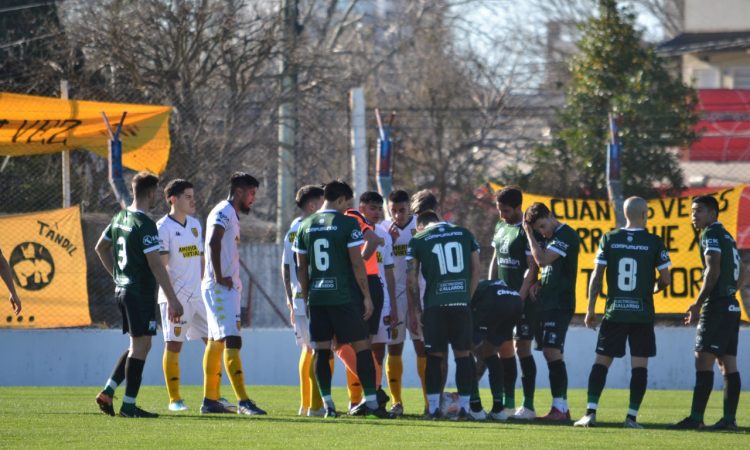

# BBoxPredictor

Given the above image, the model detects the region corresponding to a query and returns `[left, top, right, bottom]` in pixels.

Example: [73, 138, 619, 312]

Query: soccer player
[0, 248, 22, 315]
[407, 210, 480, 420]
[94, 171, 184, 418]
[282, 185, 325, 417]
[200, 172, 266, 415]
[574, 196, 672, 429]
[488, 186, 539, 420]
[523, 202, 580, 421]
[292, 180, 390, 418]
[670, 195, 743, 431]
[468, 279, 524, 421]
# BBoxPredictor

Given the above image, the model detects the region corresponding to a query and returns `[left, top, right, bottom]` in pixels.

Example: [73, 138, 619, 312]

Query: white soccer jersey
[157, 214, 204, 304]
[375, 222, 394, 305]
[282, 216, 305, 315]
[202, 200, 242, 293]
[383, 215, 419, 299]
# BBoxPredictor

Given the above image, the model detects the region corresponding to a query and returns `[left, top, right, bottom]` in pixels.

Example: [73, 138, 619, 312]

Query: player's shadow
[579, 420, 750, 433]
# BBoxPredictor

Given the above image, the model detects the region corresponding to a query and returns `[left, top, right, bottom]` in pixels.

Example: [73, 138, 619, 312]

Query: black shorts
[365, 275, 384, 336]
[695, 300, 741, 356]
[473, 297, 524, 347]
[116, 287, 157, 337]
[514, 298, 538, 341]
[309, 302, 369, 344]
[423, 305, 472, 354]
[596, 320, 656, 358]
[535, 309, 573, 352]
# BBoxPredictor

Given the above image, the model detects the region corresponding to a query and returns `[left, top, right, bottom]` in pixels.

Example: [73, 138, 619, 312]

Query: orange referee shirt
[344, 208, 379, 276]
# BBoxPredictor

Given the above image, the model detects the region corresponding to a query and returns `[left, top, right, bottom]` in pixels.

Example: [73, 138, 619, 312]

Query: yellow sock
[417, 355, 427, 408]
[299, 349, 311, 409]
[163, 350, 181, 403]
[203, 340, 224, 401]
[224, 348, 249, 401]
[310, 350, 323, 410]
[346, 367, 363, 405]
[386, 354, 403, 405]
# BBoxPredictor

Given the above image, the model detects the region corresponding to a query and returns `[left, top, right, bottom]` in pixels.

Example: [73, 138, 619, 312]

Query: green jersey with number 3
[103, 207, 161, 295]
[292, 209, 364, 306]
[491, 221, 530, 292]
[699, 222, 740, 310]
[595, 228, 671, 323]
[407, 222, 479, 309]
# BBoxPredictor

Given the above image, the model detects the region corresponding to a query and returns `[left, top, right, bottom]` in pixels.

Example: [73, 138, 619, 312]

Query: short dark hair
[164, 179, 193, 201]
[496, 186, 522, 208]
[524, 202, 550, 225]
[692, 195, 719, 216]
[323, 180, 353, 202]
[295, 185, 324, 209]
[411, 189, 438, 215]
[388, 189, 410, 204]
[416, 210, 440, 228]
[360, 191, 384, 205]
[132, 171, 159, 198]
[229, 172, 260, 195]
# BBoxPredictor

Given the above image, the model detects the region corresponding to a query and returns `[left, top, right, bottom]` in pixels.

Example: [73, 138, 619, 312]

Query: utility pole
[61, 79, 71, 208]
[607, 113, 625, 227]
[350, 87, 367, 201]
[276, 0, 298, 243]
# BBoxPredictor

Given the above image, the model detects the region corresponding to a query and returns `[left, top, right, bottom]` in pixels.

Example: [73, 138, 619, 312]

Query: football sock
[314, 349, 333, 402]
[122, 357, 145, 409]
[163, 350, 181, 403]
[455, 356, 475, 411]
[484, 355, 504, 406]
[203, 340, 224, 401]
[425, 354, 443, 396]
[519, 355, 536, 410]
[417, 355, 428, 405]
[586, 363, 608, 414]
[346, 366, 363, 405]
[336, 345, 362, 402]
[470, 382, 483, 412]
[356, 349, 377, 398]
[299, 349, 311, 409]
[548, 360, 566, 402]
[427, 393, 440, 414]
[502, 357, 517, 409]
[373, 352, 383, 390]
[628, 367, 647, 419]
[224, 348, 249, 401]
[723, 372, 741, 422]
[309, 351, 324, 410]
[689, 370, 713, 422]
[336, 345, 357, 373]
[386, 354, 403, 404]
[103, 350, 128, 396]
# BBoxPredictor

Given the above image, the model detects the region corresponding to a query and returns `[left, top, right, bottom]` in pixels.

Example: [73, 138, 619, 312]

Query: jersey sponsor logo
[112, 223, 133, 232]
[704, 238, 719, 247]
[552, 240, 569, 250]
[143, 234, 159, 247]
[497, 256, 521, 268]
[498, 239, 510, 254]
[612, 298, 643, 311]
[191, 227, 199, 238]
[495, 289, 519, 297]
[287, 231, 297, 243]
[309, 225, 338, 232]
[174, 326, 182, 337]
[312, 278, 337, 290]
[9, 242, 55, 291]
[437, 279, 466, 294]
[424, 230, 464, 241]
[376, 251, 383, 263]
[611, 243, 649, 251]
[660, 250, 669, 261]
[393, 244, 407, 256]
[729, 304, 741, 312]
[178, 245, 200, 258]
[351, 229, 363, 240]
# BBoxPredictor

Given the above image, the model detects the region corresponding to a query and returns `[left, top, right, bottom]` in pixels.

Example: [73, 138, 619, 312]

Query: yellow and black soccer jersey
[595, 228, 671, 323]
[406, 222, 479, 308]
[699, 222, 740, 310]
[538, 223, 580, 312]
[157, 214, 204, 304]
[292, 209, 364, 306]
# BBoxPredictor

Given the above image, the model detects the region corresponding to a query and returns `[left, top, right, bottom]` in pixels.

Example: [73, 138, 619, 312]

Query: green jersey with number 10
[406, 222, 479, 309]
[292, 209, 364, 306]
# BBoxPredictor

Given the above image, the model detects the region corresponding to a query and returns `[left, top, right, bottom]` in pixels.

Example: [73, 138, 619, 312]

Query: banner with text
[489, 183, 747, 321]
[0, 92, 171, 174]
[0, 206, 91, 328]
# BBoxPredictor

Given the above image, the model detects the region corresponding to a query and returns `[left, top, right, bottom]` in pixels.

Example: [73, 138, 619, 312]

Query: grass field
[0, 386, 747, 448]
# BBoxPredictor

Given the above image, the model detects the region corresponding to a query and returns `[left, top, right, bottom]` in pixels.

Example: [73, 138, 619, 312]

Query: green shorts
[309, 302, 369, 344]
[423, 305, 473, 354]
[695, 298, 741, 357]
[596, 320, 656, 358]
[535, 309, 573, 352]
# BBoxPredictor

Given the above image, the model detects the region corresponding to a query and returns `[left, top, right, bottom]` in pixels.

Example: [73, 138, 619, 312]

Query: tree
[524, 0, 698, 198]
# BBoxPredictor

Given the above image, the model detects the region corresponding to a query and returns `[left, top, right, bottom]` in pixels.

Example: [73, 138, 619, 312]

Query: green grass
[0, 386, 747, 448]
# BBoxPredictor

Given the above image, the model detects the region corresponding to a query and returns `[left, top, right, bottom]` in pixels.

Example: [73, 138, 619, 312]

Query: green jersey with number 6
[406, 222, 479, 309]
[292, 209, 364, 306]
[595, 228, 671, 323]
[699, 222, 740, 310]
[102, 207, 161, 295]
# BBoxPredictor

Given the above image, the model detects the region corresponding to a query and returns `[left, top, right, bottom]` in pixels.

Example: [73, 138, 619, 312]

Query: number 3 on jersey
[432, 242, 464, 275]
[314, 238, 330, 271]
[116, 237, 128, 270]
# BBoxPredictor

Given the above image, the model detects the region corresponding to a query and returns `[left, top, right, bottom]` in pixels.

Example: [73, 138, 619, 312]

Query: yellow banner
[0, 92, 171, 174]
[489, 183, 748, 321]
[0, 206, 91, 328]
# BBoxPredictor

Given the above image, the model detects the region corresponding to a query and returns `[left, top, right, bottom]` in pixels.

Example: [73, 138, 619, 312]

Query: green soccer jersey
[595, 228, 671, 323]
[491, 221, 530, 292]
[102, 207, 161, 294]
[292, 209, 364, 306]
[538, 223, 580, 312]
[471, 279, 521, 309]
[699, 222, 740, 309]
[407, 222, 479, 309]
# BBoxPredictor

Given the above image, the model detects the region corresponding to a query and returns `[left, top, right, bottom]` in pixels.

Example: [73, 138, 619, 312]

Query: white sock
[105, 378, 118, 390]
[365, 394, 378, 409]
[553, 397, 568, 412]
[459, 395, 470, 411]
[322, 395, 334, 410]
[427, 394, 441, 413]
[122, 395, 136, 405]
[587, 402, 598, 411]
[627, 408, 638, 418]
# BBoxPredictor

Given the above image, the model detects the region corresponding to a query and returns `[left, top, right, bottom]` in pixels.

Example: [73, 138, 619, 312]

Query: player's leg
[711, 308, 740, 430]
[499, 341, 517, 411]
[200, 287, 231, 413]
[335, 343, 363, 407]
[623, 323, 656, 428]
[292, 311, 313, 415]
[119, 291, 158, 418]
[422, 307, 446, 418]
[448, 306, 475, 419]
[487, 300, 521, 421]
[512, 301, 537, 419]
[575, 319, 619, 427]
[160, 301, 188, 410]
[386, 292, 407, 414]
[407, 304, 429, 412]
[310, 305, 337, 416]
[96, 291, 129, 416]
[540, 310, 572, 421]
[367, 276, 386, 401]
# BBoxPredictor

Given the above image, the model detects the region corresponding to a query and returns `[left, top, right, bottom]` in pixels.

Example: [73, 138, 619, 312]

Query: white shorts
[389, 292, 422, 343]
[202, 284, 241, 340]
[160, 300, 208, 342]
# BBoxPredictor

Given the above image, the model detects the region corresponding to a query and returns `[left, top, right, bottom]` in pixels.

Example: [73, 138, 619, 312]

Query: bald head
[624, 196, 648, 228]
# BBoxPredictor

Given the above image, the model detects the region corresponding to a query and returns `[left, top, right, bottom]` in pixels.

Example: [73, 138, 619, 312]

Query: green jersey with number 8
[292, 209, 364, 306]
[699, 222, 740, 308]
[102, 207, 161, 295]
[595, 228, 671, 323]
[406, 222, 479, 309]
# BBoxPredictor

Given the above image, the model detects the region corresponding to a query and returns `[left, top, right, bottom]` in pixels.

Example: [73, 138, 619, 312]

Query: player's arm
[487, 248, 497, 280]
[296, 253, 309, 301]
[349, 246, 373, 320]
[686, 251, 721, 324]
[469, 249, 480, 299]
[519, 255, 539, 301]
[94, 233, 114, 277]
[281, 235, 294, 306]
[523, 225, 561, 267]
[0, 250, 21, 315]
[406, 257, 421, 333]
[207, 224, 231, 289]
[146, 251, 183, 321]
[586, 264, 605, 330]
[655, 267, 672, 292]
[361, 229, 382, 260]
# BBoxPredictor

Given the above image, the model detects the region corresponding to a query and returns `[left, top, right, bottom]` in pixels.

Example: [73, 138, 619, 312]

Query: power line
[0, 1, 56, 15]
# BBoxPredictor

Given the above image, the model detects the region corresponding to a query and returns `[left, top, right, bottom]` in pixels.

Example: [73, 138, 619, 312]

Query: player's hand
[522, 220, 533, 236]
[9, 293, 21, 315]
[530, 282, 541, 301]
[584, 311, 597, 330]
[684, 303, 701, 325]
[363, 296, 374, 321]
[288, 305, 296, 327]
[389, 303, 399, 327]
[388, 222, 400, 242]
[217, 277, 233, 289]
[167, 301, 183, 323]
